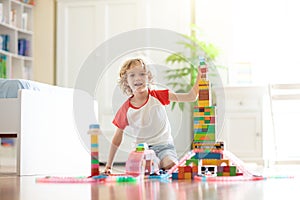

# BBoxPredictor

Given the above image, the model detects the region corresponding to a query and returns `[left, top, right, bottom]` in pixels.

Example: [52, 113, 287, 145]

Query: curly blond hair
[119, 58, 153, 95]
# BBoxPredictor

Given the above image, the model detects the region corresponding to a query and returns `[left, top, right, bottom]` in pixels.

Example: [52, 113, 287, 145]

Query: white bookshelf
[0, 0, 34, 79]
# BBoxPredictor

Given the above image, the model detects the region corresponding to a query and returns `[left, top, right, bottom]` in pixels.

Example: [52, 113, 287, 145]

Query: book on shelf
[18, 38, 30, 56]
[22, 13, 28, 30]
[0, 54, 7, 78]
[0, 34, 10, 51]
[0, 36, 2, 50]
[10, 9, 17, 27]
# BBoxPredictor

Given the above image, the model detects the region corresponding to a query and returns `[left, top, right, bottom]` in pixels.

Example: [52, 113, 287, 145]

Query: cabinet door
[223, 112, 262, 161]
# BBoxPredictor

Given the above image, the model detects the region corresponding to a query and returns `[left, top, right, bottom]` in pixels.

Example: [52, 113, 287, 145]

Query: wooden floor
[0, 165, 299, 200]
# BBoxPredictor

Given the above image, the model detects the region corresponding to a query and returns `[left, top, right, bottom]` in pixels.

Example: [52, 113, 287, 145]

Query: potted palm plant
[165, 24, 227, 110]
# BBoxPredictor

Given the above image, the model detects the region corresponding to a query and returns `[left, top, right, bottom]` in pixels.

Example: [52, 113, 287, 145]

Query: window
[195, 0, 300, 85]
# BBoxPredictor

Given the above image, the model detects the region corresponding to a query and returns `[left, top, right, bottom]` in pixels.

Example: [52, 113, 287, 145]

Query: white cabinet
[0, 0, 34, 79]
[214, 86, 266, 164]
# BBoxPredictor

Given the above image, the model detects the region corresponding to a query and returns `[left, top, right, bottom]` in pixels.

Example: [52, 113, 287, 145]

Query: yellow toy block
[198, 100, 209, 107]
[184, 172, 192, 179]
[201, 159, 229, 166]
[198, 80, 210, 89]
[91, 135, 98, 143]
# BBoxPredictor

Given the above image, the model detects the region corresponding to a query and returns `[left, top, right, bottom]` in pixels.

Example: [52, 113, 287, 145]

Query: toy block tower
[193, 57, 216, 149]
[170, 61, 257, 179]
[88, 124, 101, 176]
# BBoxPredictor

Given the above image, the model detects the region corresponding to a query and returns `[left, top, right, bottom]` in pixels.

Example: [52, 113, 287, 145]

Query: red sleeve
[149, 89, 170, 105]
[112, 100, 130, 130]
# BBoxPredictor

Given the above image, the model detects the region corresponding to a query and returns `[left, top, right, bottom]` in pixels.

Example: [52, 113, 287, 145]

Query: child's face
[126, 64, 149, 94]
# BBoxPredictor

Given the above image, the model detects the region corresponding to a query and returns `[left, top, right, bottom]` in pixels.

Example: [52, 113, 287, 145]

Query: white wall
[33, 0, 55, 84]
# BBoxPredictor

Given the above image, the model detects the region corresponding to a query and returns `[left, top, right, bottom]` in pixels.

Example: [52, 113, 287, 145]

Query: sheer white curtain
[195, 0, 300, 85]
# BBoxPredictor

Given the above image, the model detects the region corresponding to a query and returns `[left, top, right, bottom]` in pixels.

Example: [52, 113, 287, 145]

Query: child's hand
[103, 166, 112, 175]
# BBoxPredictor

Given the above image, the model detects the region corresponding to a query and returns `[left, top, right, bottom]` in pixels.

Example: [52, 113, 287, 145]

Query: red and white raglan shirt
[113, 89, 174, 146]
